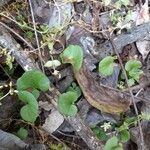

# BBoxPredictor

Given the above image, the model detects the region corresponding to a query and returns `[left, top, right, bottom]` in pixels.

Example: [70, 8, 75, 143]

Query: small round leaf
[118, 129, 130, 143]
[20, 105, 38, 123]
[98, 56, 115, 76]
[17, 127, 28, 140]
[125, 60, 142, 72]
[60, 45, 83, 72]
[58, 91, 78, 116]
[104, 136, 119, 150]
[18, 91, 38, 123]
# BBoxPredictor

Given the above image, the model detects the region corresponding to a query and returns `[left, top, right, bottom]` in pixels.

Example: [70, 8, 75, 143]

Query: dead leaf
[136, 35, 150, 60]
[136, 0, 149, 26]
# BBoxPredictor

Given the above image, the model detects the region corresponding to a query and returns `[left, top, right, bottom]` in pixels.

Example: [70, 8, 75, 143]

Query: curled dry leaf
[75, 62, 131, 113]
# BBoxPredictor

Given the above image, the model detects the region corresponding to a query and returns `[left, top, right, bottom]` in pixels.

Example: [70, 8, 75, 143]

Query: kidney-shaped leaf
[98, 56, 115, 76]
[17, 70, 50, 92]
[125, 60, 142, 72]
[17, 127, 28, 140]
[58, 91, 78, 117]
[104, 136, 120, 150]
[118, 129, 130, 143]
[60, 45, 83, 72]
[18, 91, 38, 123]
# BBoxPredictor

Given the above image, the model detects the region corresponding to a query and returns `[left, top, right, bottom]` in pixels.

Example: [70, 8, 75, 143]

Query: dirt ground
[0, 0, 150, 150]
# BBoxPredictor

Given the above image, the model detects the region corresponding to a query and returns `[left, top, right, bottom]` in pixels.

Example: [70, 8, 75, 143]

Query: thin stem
[0, 91, 10, 101]
[0, 13, 45, 34]
[28, 0, 45, 73]
[110, 38, 145, 150]
[0, 21, 34, 50]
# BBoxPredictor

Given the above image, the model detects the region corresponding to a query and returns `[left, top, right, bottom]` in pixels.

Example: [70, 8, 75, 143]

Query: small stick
[110, 38, 145, 150]
[0, 21, 34, 50]
[28, 0, 45, 73]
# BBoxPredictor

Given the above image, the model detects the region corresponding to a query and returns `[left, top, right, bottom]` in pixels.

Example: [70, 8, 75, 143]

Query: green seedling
[60, 45, 83, 72]
[17, 70, 50, 123]
[17, 127, 28, 140]
[98, 56, 117, 76]
[58, 91, 78, 117]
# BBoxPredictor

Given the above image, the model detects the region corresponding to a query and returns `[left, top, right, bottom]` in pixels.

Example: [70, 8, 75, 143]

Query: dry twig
[28, 0, 45, 72]
[110, 38, 145, 150]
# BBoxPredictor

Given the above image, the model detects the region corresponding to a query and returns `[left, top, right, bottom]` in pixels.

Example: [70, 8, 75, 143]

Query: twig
[0, 25, 37, 70]
[0, 91, 10, 101]
[45, 92, 104, 150]
[123, 81, 150, 92]
[0, 21, 34, 50]
[0, 12, 48, 34]
[53, 0, 61, 24]
[28, 0, 45, 73]
[110, 38, 145, 150]
[135, 88, 143, 97]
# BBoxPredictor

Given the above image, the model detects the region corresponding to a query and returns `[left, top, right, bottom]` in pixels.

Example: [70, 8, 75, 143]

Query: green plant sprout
[99, 56, 143, 87]
[97, 112, 150, 150]
[16, 70, 50, 123]
[98, 56, 117, 76]
[44, 59, 61, 77]
[58, 91, 78, 117]
[125, 59, 143, 86]
[0, 48, 14, 69]
[66, 82, 81, 98]
[16, 127, 28, 140]
[57, 45, 84, 116]
[60, 45, 83, 72]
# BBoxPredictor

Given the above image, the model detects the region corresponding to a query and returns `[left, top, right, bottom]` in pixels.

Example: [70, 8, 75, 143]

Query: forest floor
[0, 0, 150, 150]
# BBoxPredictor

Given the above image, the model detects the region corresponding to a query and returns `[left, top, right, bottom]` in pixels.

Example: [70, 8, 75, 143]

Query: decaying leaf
[75, 61, 131, 113]
[136, 0, 149, 26]
[136, 35, 150, 60]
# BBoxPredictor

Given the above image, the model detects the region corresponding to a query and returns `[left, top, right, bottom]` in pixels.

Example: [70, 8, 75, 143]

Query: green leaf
[60, 45, 83, 72]
[128, 78, 135, 86]
[92, 127, 108, 141]
[125, 60, 142, 84]
[98, 56, 115, 76]
[32, 89, 40, 99]
[103, 0, 111, 6]
[17, 127, 28, 140]
[48, 42, 54, 51]
[125, 11, 132, 23]
[18, 91, 38, 123]
[104, 136, 119, 150]
[129, 69, 143, 82]
[121, 0, 129, 6]
[17, 70, 50, 92]
[66, 82, 81, 98]
[25, 31, 34, 39]
[125, 60, 142, 72]
[58, 91, 78, 116]
[118, 129, 130, 143]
